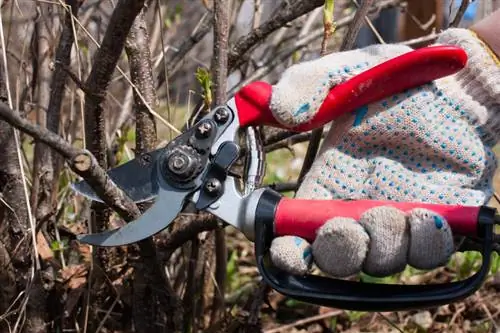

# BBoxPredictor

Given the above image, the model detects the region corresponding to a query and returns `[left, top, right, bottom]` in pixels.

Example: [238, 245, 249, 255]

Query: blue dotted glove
[269, 29, 500, 277]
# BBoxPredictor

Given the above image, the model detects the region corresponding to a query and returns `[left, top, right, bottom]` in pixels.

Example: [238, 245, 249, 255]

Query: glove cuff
[436, 28, 500, 145]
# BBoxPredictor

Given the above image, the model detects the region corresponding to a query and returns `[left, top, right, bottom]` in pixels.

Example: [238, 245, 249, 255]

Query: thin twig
[227, 0, 326, 70]
[352, 0, 386, 44]
[265, 132, 315, 152]
[450, 0, 470, 27]
[157, 11, 213, 87]
[297, 129, 323, 184]
[268, 182, 299, 192]
[57, 61, 89, 94]
[399, 31, 440, 46]
[252, 0, 262, 29]
[378, 312, 405, 333]
[399, 2, 436, 31]
[493, 192, 500, 205]
[242, 281, 270, 330]
[93, 296, 120, 333]
[182, 236, 200, 332]
[154, 0, 173, 140]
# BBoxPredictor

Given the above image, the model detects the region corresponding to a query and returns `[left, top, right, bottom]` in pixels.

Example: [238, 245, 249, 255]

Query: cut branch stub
[72, 152, 92, 173]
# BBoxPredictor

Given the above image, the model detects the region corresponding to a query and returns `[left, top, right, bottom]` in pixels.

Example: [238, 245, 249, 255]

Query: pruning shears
[71, 46, 499, 312]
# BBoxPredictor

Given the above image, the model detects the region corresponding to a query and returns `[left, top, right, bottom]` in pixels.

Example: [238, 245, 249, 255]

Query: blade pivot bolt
[163, 146, 202, 183]
[171, 155, 186, 170]
[196, 122, 212, 138]
[205, 178, 221, 196]
[214, 108, 229, 124]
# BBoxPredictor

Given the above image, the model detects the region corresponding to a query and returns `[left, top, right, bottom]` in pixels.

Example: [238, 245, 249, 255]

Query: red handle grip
[274, 198, 481, 242]
[235, 46, 467, 131]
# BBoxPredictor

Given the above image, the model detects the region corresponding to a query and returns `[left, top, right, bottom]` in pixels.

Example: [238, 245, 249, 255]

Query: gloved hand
[266, 28, 500, 278]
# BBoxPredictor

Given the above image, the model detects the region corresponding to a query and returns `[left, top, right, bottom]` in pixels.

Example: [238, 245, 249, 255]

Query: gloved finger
[359, 206, 410, 277]
[312, 217, 369, 278]
[269, 44, 412, 127]
[270, 236, 313, 275]
[407, 208, 455, 269]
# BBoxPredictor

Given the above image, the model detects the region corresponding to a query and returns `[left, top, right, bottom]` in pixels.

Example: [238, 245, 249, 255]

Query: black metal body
[73, 99, 500, 312]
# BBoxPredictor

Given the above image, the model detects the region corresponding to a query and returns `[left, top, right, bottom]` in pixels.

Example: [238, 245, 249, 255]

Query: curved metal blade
[71, 149, 163, 203]
[77, 184, 186, 246]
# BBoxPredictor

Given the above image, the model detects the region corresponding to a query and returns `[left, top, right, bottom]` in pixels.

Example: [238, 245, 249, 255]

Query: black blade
[77, 184, 187, 246]
[71, 149, 163, 203]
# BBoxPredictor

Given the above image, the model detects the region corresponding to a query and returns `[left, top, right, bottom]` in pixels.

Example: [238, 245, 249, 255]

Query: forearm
[470, 9, 500, 59]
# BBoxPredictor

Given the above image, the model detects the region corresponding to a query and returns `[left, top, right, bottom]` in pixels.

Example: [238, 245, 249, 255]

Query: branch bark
[0, 47, 28, 332]
[0, 102, 141, 220]
[28, 2, 82, 331]
[209, 0, 229, 325]
[83, 0, 147, 169]
[124, 9, 182, 332]
[31, 0, 81, 239]
[82, 0, 148, 229]
[125, 11, 158, 154]
[31, 3, 56, 223]
[80, 3, 147, 329]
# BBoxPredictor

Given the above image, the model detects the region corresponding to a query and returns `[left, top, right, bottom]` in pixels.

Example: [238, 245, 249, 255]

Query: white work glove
[268, 28, 500, 277]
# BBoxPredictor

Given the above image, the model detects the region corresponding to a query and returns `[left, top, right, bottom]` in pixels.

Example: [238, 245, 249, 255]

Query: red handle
[235, 46, 467, 131]
[274, 198, 481, 242]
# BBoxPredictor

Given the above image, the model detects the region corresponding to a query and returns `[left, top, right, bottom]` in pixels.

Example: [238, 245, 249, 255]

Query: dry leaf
[36, 231, 54, 261]
[60, 264, 87, 289]
[60, 220, 87, 235]
[68, 276, 86, 289]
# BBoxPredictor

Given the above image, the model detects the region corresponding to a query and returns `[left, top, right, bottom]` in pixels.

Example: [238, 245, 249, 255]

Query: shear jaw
[77, 178, 188, 246]
[75, 100, 247, 246]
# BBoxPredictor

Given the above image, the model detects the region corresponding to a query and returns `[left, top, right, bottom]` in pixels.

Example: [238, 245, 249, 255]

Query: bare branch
[27, 3, 81, 330]
[264, 132, 316, 153]
[81, 2, 147, 309]
[125, 10, 158, 153]
[210, 0, 230, 324]
[157, 213, 219, 259]
[158, 11, 213, 86]
[124, 9, 182, 332]
[31, 2, 57, 225]
[211, 0, 229, 106]
[340, 0, 375, 50]
[83, 0, 147, 167]
[0, 101, 141, 221]
[450, 0, 470, 27]
[0, 51, 27, 320]
[227, 0, 326, 70]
